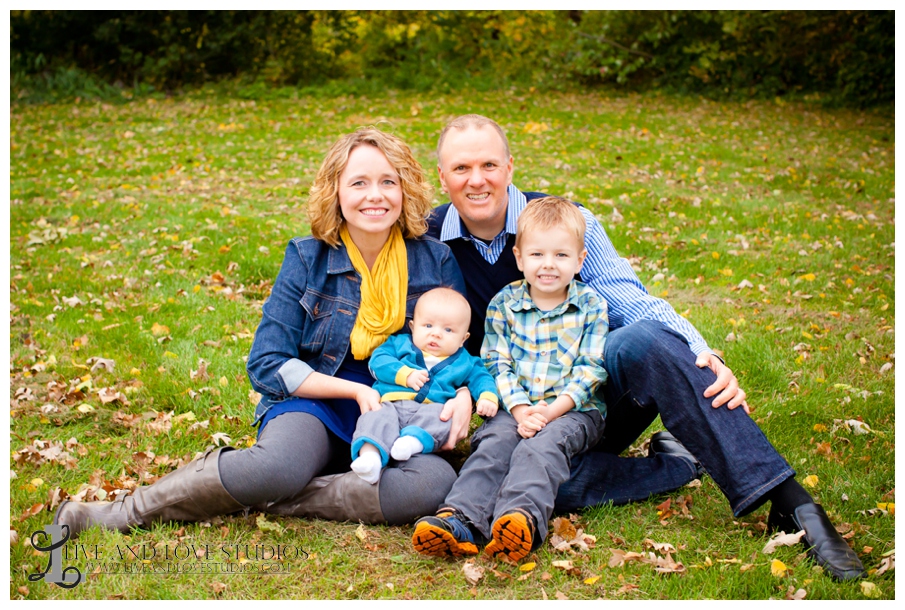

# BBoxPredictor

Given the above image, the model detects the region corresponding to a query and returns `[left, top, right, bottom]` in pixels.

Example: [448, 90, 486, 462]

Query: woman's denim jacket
[246, 234, 466, 424]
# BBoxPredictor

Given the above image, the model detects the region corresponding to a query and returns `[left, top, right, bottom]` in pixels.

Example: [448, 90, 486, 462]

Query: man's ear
[513, 245, 524, 272]
[437, 164, 448, 194]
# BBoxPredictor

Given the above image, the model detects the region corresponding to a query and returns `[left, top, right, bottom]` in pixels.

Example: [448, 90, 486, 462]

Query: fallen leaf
[88, 357, 115, 372]
[519, 562, 536, 572]
[11, 529, 19, 545]
[209, 581, 227, 595]
[763, 530, 806, 554]
[151, 322, 170, 336]
[555, 591, 569, 600]
[771, 558, 788, 577]
[785, 586, 807, 600]
[355, 523, 369, 542]
[463, 561, 485, 586]
[584, 575, 600, 585]
[845, 420, 872, 435]
[802, 474, 819, 488]
[255, 514, 284, 534]
[860, 581, 880, 598]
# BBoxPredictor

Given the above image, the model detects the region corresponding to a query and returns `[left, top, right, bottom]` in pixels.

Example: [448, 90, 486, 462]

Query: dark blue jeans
[555, 320, 795, 517]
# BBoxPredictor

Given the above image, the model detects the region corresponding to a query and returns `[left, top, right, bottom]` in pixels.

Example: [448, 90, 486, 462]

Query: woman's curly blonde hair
[307, 127, 433, 246]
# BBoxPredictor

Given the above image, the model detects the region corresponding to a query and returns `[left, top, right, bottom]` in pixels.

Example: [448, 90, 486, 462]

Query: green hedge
[10, 10, 894, 106]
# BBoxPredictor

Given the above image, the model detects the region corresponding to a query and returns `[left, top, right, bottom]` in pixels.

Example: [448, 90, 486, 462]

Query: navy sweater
[426, 192, 550, 356]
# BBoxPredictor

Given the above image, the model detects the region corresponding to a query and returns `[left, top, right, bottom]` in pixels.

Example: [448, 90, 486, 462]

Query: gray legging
[218, 412, 455, 525]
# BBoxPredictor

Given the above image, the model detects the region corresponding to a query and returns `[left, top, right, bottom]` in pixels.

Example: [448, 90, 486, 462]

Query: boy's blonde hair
[437, 114, 510, 161]
[307, 127, 433, 247]
[515, 196, 586, 250]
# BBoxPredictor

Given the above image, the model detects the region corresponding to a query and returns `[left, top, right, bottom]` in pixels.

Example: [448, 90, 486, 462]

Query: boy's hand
[475, 398, 498, 418]
[406, 369, 430, 391]
[355, 387, 382, 414]
[511, 403, 548, 438]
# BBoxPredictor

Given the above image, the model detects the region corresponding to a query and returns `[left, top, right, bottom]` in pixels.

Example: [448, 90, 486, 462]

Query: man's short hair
[436, 114, 511, 162]
[515, 196, 586, 250]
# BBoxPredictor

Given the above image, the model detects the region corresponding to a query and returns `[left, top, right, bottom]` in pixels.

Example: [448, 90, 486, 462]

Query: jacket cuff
[277, 358, 315, 396]
[477, 391, 499, 406]
[395, 365, 416, 387]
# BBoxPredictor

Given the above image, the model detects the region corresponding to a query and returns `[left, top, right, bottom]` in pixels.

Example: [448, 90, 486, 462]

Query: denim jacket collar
[326, 243, 356, 276]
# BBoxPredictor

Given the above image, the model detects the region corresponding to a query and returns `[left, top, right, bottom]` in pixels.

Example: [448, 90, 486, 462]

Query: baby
[350, 287, 499, 484]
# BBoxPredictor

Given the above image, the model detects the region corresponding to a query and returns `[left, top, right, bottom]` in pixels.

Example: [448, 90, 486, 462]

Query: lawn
[9, 88, 895, 600]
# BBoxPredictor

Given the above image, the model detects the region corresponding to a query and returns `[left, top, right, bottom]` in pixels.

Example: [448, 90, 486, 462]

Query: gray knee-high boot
[53, 447, 245, 538]
[257, 471, 385, 524]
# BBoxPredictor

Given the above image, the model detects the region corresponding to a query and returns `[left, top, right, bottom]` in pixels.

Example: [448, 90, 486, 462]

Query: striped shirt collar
[439, 185, 526, 264]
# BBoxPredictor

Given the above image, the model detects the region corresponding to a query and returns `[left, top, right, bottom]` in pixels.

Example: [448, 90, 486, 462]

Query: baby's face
[409, 301, 471, 358]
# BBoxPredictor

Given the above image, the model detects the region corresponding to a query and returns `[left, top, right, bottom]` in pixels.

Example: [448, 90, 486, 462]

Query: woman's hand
[438, 389, 472, 451]
[355, 386, 382, 414]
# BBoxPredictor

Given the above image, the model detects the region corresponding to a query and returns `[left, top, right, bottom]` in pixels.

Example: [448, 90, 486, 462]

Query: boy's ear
[576, 248, 588, 273]
[513, 245, 524, 272]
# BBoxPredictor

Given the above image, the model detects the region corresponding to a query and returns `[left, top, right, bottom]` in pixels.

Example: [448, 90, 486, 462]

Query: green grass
[9, 89, 894, 600]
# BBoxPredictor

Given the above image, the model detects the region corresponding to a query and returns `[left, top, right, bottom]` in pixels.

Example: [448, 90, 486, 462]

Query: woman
[55, 128, 469, 536]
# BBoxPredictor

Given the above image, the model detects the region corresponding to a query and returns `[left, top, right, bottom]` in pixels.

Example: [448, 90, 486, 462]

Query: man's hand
[355, 386, 382, 414]
[475, 398, 498, 418]
[406, 369, 430, 391]
[438, 389, 472, 450]
[695, 353, 750, 413]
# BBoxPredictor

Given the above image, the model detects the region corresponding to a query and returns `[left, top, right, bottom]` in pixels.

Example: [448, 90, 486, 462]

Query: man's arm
[577, 207, 748, 411]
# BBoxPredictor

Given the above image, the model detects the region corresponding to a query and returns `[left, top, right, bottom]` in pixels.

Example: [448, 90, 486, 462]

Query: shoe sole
[485, 512, 533, 562]
[412, 521, 478, 557]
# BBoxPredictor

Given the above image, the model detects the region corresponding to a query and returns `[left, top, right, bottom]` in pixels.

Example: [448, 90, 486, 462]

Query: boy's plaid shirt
[481, 279, 609, 415]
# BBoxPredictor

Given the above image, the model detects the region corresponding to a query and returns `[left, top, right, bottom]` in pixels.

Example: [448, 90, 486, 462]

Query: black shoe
[648, 431, 705, 478]
[768, 502, 867, 582]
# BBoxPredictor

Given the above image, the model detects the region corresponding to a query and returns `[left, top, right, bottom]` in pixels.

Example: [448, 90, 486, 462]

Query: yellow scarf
[340, 225, 408, 360]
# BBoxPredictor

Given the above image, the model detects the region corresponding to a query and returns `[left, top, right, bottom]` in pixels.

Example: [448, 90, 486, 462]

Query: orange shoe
[412, 509, 480, 557]
[484, 509, 536, 562]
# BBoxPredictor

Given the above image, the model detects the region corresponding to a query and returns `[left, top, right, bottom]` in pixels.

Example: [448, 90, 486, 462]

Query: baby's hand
[406, 369, 430, 391]
[355, 387, 382, 414]
[475, 398, 498, 418]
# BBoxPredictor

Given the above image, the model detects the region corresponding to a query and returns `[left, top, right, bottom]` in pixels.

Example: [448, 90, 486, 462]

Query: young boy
[412, 197, 609, 561]
[350, 287, 499, 484]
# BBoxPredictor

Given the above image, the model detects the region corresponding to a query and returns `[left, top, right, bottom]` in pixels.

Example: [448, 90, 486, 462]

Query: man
[411, 114, 865, 582]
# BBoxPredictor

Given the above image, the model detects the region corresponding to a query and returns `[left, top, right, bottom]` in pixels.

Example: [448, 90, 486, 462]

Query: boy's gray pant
[352, 400, 451, 463]
[444, 409, 605, 543]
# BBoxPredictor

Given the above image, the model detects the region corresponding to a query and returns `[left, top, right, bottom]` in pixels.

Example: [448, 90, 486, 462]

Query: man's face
[437, 126, 514, 240]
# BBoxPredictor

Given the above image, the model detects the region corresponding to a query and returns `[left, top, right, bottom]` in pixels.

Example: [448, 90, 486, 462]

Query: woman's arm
[292, 370, 381, 414]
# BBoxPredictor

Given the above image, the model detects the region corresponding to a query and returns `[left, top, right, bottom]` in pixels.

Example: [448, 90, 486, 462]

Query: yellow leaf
[860, 581, 880, 598]
[813, 424, 827, 432]
[803, 475, 819, 488]
[219, 245, 231, 254]
[718, 268, 734, 276]
[584, 576, 600, 585]
[151, 322, 170, 336]
[163, 351, 178, 359]
[771, 559, 788, 577]
[130, 368, 142, 376]
[519, 562, 536, 572]
[799, 273, 816, 282]
[712, 252, 720, 260]
[802, 331, 813, 339]
[30, 478, 44, 487]
[77, 404, 95, 413]
[193, 285, 201, 293]
[219, 376, 229, 387]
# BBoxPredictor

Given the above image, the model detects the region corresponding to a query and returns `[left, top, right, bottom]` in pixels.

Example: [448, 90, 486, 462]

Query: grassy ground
[9, 89, 894, 600]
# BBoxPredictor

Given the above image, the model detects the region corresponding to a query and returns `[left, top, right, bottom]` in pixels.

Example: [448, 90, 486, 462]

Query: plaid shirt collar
[505, 279, 586, 315]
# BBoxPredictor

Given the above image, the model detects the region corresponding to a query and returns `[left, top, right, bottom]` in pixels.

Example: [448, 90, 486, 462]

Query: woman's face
[338, 144, 404, 245]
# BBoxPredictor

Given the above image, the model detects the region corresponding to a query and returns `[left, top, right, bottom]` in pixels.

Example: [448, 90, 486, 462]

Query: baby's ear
[408, 319, 414, 331]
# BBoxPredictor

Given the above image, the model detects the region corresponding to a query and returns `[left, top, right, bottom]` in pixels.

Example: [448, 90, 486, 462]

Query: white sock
[351, 450, 382, 485]
[390, 436, 425, 461]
